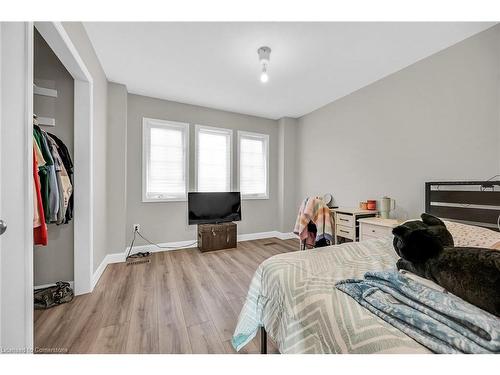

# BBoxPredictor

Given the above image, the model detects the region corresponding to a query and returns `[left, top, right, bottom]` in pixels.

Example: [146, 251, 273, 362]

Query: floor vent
[126, 259, 151, 266]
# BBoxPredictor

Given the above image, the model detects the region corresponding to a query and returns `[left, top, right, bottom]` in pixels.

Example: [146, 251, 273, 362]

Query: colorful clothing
[46, 134, 72, 224]
[32, 125, 73, 246]
[48, 132, 73, 224]
[293, 197, 334, 248]
[33, 147, 48, 246]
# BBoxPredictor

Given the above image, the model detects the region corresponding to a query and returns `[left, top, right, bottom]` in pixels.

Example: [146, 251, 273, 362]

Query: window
[195, 125, 232, 192]
[142, 118, 189, 202]
[238, 131, 269, 199]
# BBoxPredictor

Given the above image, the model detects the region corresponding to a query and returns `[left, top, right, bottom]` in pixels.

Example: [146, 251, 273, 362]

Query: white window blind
[196, 125, 232, 192]
[143, 118, 189, 201]
[238, 131, 269, 199]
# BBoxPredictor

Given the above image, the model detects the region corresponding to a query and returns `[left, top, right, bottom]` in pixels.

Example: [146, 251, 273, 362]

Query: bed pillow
[443, 220, 500, 249]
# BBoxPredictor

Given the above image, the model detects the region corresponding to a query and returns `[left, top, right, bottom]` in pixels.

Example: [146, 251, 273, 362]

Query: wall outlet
[133, 224, 140, 232]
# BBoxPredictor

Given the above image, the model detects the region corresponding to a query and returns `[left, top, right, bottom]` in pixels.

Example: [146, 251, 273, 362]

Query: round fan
[323, 193, 334, 208]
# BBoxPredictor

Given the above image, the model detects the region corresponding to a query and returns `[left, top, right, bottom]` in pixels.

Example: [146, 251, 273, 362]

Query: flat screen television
[188, 192, 242, 225]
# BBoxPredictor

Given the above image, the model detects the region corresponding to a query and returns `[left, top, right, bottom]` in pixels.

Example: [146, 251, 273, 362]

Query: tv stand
[197, 222, 237, 252]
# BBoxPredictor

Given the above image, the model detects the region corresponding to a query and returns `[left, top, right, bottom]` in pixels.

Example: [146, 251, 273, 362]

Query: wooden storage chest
[197, 222, 237, 252]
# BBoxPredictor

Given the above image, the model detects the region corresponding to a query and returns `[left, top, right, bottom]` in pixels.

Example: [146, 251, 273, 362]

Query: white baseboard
[35, 280, 74, 290]
[91, 230, 298, 289]
[91, 250, 131, 290]
[237, 231, 279, 241]
[92, 256, 108, 290]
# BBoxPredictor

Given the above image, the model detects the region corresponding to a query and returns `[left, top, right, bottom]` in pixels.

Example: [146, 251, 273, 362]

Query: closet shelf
[33, 84, 58, 98]
[38, 117, 56, 127]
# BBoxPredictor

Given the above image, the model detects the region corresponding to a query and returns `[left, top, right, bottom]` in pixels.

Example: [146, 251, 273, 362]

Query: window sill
[241, 195, 269, 201]
[142, 197, 187, 203]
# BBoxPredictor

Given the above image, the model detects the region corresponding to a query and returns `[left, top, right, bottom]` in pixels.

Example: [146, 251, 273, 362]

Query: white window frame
[238, 130, 270, 200]
[194, 124, 233, 192]
[142, 117, 189, 202]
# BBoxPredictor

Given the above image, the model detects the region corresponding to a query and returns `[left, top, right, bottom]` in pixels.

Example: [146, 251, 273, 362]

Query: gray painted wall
[33, 29, 75, 286]
[296, 25, 500, 221]
[62, 23, 109, 272]
[106, 82, 128, 254]
[57, 22, 500, 265]
[278, 117, 298, 233]
[125, 94, 280, 246]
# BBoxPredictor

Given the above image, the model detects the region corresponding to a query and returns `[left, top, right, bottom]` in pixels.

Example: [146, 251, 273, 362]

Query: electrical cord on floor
[125, 228, 147, 260]
[125, 228, 198, 260]
[135, 230, 198, 249]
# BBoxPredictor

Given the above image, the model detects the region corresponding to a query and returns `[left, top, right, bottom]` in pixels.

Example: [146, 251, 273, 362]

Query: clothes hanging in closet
[33, 143, 48, 246]
[33, 124, 74, 246]
[46, 135, 72, 224]
[47, 132, 73, 223]
[33, 125, 51, 221]
[34, 125, 59, 222]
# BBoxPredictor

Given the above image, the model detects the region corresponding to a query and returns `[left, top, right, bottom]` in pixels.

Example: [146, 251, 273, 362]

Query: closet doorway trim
[34, 22, 94, 296]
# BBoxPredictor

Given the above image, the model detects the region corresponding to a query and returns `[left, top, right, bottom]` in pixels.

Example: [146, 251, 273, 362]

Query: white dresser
[358, 217, 399, 241]
[332, 207, 377, 244]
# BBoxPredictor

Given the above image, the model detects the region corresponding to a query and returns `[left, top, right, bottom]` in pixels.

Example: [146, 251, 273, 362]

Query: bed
[232, 181, 500, 354]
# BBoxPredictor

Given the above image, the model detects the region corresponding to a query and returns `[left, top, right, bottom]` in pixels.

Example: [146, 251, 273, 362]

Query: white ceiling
[84, 22, 495, 119]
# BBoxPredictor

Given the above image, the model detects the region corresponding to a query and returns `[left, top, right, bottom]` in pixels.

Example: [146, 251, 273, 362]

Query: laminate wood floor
[34, 238, 298, 354]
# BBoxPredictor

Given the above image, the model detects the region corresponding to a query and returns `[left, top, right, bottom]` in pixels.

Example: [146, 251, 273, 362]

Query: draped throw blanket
[293, 197, 334, 247]
[336, 271, 500, 354]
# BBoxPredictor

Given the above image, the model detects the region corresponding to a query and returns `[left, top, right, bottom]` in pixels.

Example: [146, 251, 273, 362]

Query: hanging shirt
[33, 126, 52, 221]
[46, 134, 72, 224]
[33, 146, 48, 246]
[34, 140, 46, 168]
[48, 132, 74, 223]
[33, 139, 46, 228]
[39, 129, 59, 223]
[58, 162, 73, 222]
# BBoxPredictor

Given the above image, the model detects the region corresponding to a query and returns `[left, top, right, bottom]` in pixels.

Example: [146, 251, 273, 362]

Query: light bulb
[260, 71, 269, 83]
[257, 46, 271, 84]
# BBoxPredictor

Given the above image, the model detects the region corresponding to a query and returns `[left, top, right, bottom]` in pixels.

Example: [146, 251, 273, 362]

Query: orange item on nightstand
[367, 200, 377, 210]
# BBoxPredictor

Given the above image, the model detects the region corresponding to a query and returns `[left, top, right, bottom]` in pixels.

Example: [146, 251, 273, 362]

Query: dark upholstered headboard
[425, 181, 500, 231]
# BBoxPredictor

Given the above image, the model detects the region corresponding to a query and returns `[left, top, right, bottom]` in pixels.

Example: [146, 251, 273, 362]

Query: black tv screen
[188, 192, 241, 225]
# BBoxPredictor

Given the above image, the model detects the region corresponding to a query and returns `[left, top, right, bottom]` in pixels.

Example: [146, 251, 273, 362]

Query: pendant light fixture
[257, 46, 271, 83]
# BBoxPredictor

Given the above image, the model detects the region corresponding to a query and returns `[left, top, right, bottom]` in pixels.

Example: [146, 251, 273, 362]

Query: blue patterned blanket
[336, 271, 500, 354]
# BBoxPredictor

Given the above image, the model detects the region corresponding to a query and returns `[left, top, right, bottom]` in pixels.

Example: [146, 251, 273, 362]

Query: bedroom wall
[33, 29, 75, 286]
[106, 82, 128, 255]
[125, 94, 280, 246]
[62, 22, 109, 272]
[296, 25, 500, 221]
[278, 117, 298, 233]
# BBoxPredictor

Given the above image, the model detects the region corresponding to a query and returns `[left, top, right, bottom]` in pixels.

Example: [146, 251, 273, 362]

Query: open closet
[32, 28, 75, 298]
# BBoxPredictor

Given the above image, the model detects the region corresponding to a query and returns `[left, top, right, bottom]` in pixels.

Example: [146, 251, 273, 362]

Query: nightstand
[332, 207, 377, 244]
[358, 217, 400, 241]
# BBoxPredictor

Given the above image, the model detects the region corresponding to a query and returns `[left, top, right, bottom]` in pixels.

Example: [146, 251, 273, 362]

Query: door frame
[25, 22, 35, 350]
[0, 22, 3, 350]
[33, 22, 94, 296]
[0, 22, 35, 351]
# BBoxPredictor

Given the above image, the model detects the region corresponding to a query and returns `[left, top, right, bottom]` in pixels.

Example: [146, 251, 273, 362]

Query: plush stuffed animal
[392, 213, 500, 317]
